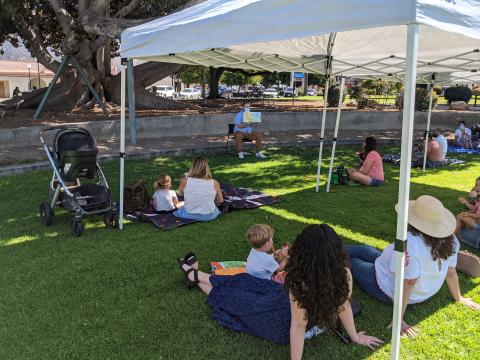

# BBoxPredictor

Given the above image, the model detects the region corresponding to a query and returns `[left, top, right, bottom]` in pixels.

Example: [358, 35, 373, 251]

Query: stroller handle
[40, 126, 91, 145]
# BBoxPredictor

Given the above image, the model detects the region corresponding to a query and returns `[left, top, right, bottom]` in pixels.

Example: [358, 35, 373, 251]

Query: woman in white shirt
[174, 157, 223, 221]
[345, 195, 480, 337]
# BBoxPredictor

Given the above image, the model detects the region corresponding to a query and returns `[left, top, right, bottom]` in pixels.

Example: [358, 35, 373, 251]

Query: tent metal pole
[390, 23, 419, 360]
[127, 59, 137, 145]
[315, 79, 329, 192]
[119, 60, 127, 230]
[33, 56, 69, 119]
[422, 83, 434, 171]
[326, 76, 345, 193]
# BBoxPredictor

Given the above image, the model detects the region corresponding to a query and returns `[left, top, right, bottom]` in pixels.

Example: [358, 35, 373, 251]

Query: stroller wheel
[71, 221, 84, 236]
[39, 202, 53, 226]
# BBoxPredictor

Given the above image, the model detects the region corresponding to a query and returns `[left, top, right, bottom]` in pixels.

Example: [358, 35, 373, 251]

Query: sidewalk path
[0, 129, 423, 176]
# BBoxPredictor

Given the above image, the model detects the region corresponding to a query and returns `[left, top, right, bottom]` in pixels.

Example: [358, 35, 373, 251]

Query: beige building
[0, 60, 54, 98]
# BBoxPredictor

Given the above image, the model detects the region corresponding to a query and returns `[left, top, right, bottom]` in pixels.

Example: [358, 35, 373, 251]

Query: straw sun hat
[395, 195, 456, 238]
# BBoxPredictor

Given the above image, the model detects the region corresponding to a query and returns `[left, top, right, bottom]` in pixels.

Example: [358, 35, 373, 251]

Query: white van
[156, 86, 175, 98]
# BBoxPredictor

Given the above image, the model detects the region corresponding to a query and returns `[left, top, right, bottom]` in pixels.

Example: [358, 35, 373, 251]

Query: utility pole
[27, 64, 32, 90]
[37, 60, 41, 88]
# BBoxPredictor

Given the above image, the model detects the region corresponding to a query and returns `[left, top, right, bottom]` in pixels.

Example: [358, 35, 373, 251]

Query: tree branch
[230, 68, 271, 77]
[114, 0, 140, 18]
[80, 14, 150, 38]
[17, 17, 63, 74]
[49, 0, 75, 34]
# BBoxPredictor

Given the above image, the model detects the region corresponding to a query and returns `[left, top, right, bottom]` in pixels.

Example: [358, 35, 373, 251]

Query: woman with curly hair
[346, 195, 480, 338]
[177, 224, 382, 359]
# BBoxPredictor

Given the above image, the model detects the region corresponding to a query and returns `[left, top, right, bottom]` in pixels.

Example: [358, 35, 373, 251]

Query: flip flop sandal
[177, 258, 199, 288]
[183, 252, 198, 267]
[457, 250, 480, 278]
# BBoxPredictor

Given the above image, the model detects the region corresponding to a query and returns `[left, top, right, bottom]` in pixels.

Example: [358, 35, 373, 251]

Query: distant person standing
[234, 102, 266, 159]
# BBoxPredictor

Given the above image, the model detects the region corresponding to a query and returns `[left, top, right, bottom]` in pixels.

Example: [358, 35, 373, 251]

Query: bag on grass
[330, 166, 349, 185]
[124, 179, 149, 212]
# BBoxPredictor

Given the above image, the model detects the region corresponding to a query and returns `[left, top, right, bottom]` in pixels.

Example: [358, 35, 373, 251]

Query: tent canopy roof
[121, 0, 480, 79]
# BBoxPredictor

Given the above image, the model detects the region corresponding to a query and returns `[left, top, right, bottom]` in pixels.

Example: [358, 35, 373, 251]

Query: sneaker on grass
[238, 152, 244, 159]
[256, 151, 266, 159]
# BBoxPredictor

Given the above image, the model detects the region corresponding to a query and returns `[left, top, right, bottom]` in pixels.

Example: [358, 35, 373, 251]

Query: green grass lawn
[1, 146, 479, 360]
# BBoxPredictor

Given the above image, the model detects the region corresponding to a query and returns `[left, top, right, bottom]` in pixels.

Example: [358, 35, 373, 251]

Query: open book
[243, 112, 262, 123]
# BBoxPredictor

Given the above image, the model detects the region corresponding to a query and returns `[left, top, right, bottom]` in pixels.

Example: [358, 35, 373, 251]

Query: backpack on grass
[330, 166, 350, 185]
[124, 179, 149, 212]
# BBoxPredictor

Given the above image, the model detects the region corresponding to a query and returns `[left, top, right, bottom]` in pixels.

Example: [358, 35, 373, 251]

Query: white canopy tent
[120, 1, 480, 359]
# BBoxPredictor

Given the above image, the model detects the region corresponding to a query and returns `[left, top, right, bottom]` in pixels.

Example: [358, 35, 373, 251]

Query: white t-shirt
[184, 177, 217, 215]
[455, 127, 472, 140]
[435, 134, 448, 157]
[246, 248, 279, 280]
[375, 232, 459, 304]
[152, 189, 177, 211]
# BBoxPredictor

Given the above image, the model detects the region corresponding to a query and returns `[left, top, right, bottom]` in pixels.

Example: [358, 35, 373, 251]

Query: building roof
[0, 59, 54, 77]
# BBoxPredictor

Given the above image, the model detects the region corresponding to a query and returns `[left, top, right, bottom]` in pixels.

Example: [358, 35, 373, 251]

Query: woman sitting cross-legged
[174, 156, 223, 221]
[348, 136, 384, 186]
[345, 195, 480, 338]
[177, 224, 383, 359]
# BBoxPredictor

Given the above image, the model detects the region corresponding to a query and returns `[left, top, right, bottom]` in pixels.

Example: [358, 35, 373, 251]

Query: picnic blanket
[126, 183, 282, 230]
[210, 261, 247, 276]
[447, 146, 480, 155]
[382, 154, 465, 168]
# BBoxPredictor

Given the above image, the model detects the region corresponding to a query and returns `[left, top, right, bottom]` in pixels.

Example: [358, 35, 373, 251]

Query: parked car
[263, 87, 280, 98]
[238, 85, 254, 97]
[220, 87, 233, 99]
[307, 88, 318, 96]
[156, 86, 175, 98]
[284, 86, 298, 97]
[179, 88, 202, 99]
[271, 84, 287, 96]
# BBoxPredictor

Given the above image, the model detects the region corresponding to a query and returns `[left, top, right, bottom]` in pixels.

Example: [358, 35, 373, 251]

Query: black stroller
[39, 127, 118, 236]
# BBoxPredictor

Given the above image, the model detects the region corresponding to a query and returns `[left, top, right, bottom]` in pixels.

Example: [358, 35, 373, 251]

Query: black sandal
[177, 258, 199, 288]
[183, 252, 198, 267]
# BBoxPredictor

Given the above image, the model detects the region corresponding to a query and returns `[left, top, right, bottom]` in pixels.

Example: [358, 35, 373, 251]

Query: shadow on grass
[0, 146, 479, 359]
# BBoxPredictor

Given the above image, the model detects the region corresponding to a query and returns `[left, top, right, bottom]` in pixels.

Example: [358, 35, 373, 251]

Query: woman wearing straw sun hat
[345, 195, 480, 337]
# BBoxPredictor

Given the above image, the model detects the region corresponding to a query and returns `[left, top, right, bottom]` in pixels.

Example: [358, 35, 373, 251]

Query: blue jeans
[460, 228, 480, 249]
[345, 245, 392, 304]
[173, 206, 221, 221]
[370, 178, 385, 187]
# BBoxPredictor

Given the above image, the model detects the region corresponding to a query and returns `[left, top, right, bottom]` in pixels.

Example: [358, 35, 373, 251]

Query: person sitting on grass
[345, 195, 480, 338]
[348, 136, 384, 186]
[454, 121, 473, 149]
[177, 224, 383, 359]
[234, 102, 266, 159]
[456, 179, 480, 237]
[174, 157, 223, 222]
[432, 128, 448, 158]
[245, 224, 288, 284]
[152, 174, 183, 212]
[425, 133, 445, 165]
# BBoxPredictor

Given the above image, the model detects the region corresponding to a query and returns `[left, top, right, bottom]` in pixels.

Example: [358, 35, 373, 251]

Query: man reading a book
[233, 102, 266, 159]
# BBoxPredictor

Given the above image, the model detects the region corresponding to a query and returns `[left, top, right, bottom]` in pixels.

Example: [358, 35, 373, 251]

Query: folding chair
[226, 123, 253, 153]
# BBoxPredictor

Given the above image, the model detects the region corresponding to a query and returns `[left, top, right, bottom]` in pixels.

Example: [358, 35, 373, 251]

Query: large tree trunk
[208, 67, 226, 99]
[104, 61, 200, 109]
[1, 0, 211, 112]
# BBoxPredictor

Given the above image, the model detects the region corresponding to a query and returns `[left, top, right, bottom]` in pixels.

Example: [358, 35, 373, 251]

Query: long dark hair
[364, 136, 377, 154]
[408, 225, 455, 260]
[284, 224, 350, 326]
